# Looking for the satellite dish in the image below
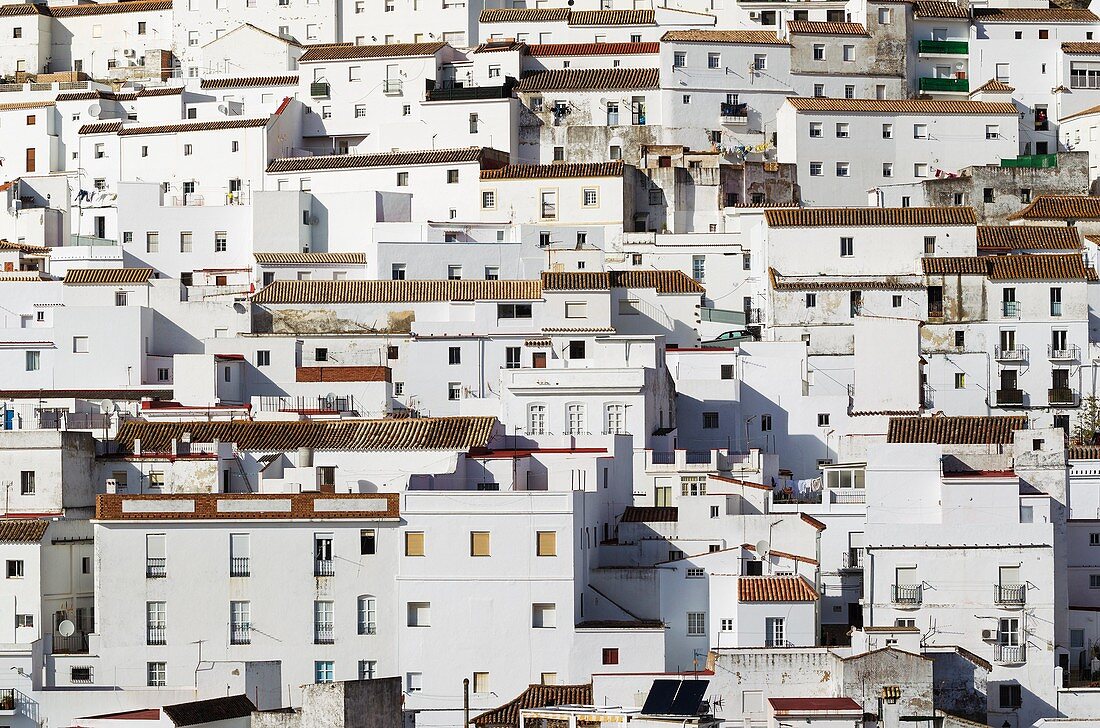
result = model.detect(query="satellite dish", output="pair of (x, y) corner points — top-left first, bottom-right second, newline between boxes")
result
(217, 104), (228, 115)
(57, 620), (75, 637)
(131, 83), (144, 92)
(99, 399), (115, 412)
(755, 539), (770, 560)
(87, 103), (102, 118)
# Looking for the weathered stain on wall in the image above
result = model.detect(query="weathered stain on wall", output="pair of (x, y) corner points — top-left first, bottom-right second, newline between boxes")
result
(256, 308), (415, 335)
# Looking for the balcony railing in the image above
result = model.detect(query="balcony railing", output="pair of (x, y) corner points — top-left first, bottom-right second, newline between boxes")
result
(315, 558), (334, 577)
(383, 79), (403, 95)
(699, 307), (748, 325)
(995, 345), (1027, 361)
(1049, 344), (1080, 361)
(892, 584), (922, 605)
(1001, 154), (1058, 169)
(918, 39), (968, 54)
(0, 688), (13, 711)
(52, 631), (89, 654)
(720, 102), (748, 124)
(650, 451), (676, 465)
(922, 384), (935, 409)
(1049, 387), (1078, 406)
(230, 624), (251, 645)
(146, 557), (166, 578)
(832, 489), (866, 504)
(315, 624), (335, 644)
(685, 450), (712, 464)
(994, 583), (1026, 605)
(919, 77), (969, 93)
(230, 557), (250, 577)
(1002, 301), (1020, 317)
(256, 395), (357, 414)
(995, 643), (1026, 664)
(425, 83), (512, 101)
(996, 389), (1024, 406)
(359, 621), (377, 635)
(927, 305), (944, 319)
(841, 549), (864, 570)
(147, 626), (166, 645)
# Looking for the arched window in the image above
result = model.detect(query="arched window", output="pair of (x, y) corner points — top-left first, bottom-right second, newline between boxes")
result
(357, 595), (377, 635)
(528, 403), (547, 435)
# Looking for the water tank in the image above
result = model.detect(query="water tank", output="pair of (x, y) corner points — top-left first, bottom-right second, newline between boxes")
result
(297, 447), (314, 468)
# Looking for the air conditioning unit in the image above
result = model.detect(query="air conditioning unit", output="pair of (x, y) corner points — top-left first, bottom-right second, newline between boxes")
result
(981, 629), (995, 640)
(123, 48), (136, 58)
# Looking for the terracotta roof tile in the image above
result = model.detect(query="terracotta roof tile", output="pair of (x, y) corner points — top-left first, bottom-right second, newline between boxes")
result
(49, 0), (171, 16)
(541, 270), (704, 293)
(787, 20), (868, 35)
(200, 75), (298, 89)
(921, 256), (994, 275)
(472, 40), (527, 53)
(977, 226), (1080, 250)
(0, 101), (54, 111)
(769, 698), (862, 714)
(661, 29), (788, 44)
(116, 117), (269, 136)
(481, 161), (624, 179)
(568, 9), (654, 24)
(0, 239), (51, 255)
(786, 97), (1018, 115)
(765, 207), (976, 227)
(887, 415), (1027, 444)
(64, 267), (153, 285)
(78, 121), (124, 134)
(473, 685), (592, 728)
(96, 492), (399, 521)
(974, 7), (1098, 22)
(0, 519), (48, 543)
(527, 42), (659, 56)
(251, 279), (542, 304)
(1070, 446), (1100, 459)
(913, 1), (969, 19)
(989, 253), (1092, 280)
(299, 42), (445, 62)
(163, 696), (256, 727)
(295, 365), (390, 383)
(738, 575), (818, 602)
(1007, 195), (1100, 220)
(0, 4), (47, 15)
(479, 7), (570, 22)
(254, 252), (365, 264)
(970, 78), (1015, 95)
(517, 67), (659, 91)
(621, 506), (678, 522)
(266, 147), (501, 173)
(115, 417), (497, 452)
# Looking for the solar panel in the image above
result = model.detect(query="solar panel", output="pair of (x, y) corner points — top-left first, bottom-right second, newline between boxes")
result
(641, 679), (680, 715)
(669, 680), (709, 716)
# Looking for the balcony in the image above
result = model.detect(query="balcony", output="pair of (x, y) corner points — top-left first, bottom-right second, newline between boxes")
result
(359, 621), (377, 635)
(995, 345), (1027, 362)
(994, 583), (1026, 605)
(919, 77), (969, 93)
(918, 39), (968, 55)
(892, 584), (922, 605)
(995, 643), (1026, 664)
(146, 557), (166, 578)
(831, 489), (866, 504)
(922, 384), (935, 409)
(0, 688), (13, 712)
(1049, 387), (1078, 406)
(52, 631), (89, 654)
(1001, 154), (1058, 169)
(1002, 301), (1020, 318)
(147, 626), (166, 645)
(1049, 344), (1080, 361)
(996, 389), (1024, 406)
(841, 549), (865, 570)
(383, 79), (403, 95)
(720, 102), (748, 124)
(230, 557), (250, 577)
(255, 395), (357, 415)
(310, 82), (330, 97)
(314, 624), (335, 644)
(927, 305), (944, 320)
(315, 558), (334, 577)
(230, 624), (251, 645)
(425, 82), (512, 102)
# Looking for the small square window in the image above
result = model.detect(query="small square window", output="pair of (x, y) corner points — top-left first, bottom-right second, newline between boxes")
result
(817, 413), (830, 427)
(602, 648), (619, 665)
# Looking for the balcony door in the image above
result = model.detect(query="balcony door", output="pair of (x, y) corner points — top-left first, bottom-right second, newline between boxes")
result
(1000, 369), (1018, 391)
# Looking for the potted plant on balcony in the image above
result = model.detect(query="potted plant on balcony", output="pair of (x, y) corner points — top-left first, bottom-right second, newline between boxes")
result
(0, 693), (13, 710)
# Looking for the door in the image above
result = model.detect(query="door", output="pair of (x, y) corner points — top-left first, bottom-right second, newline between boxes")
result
(932, 27), (948, 41)
(532, 352), (546, 368)
(606, 102), (619, 126)
(93, 216), (105, 239)
(1000, 369), (1018, 391)
(847, 603), (863, 629)
(25, 147), (35, 173)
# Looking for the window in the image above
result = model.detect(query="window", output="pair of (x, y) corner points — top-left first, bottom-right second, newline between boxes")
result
(1000, 685), (1022, 709)
(915, 163), (928, 178)
(1051, 287), (1062, 316)
(1091, 574), (1100, 589)
(813, 84), (825, 97)
(1091, 533), (1100, 546)
(766, 617), (785, 646)
(602, 648), (619, 665)
(954, 330), (965, 348)
(183, 144), (193, 156)
(315, 348), (328, 362)
(147, 662), (166, 687)
(405, 532), (425, 557)
(754, 54), (766, 70)
(673, 51), (686, 68)
(6, 560), (23, 578)
(406, 672), (423, 692)
(565, 302), (588, 319)
(146, 232), (159, 253)
(817, 413), (830, 427)
(878, 7), (892, 22)
(541, 191), (558, 219)
(686, 567), (705, 578)
(813, 44), (825, 60)
(687, 612), (706, 635)
(984, 188), (996, 204)
(583, 188), (598, 207)
(913, 124), (928, 139)
(882, 162), (893, 178)
(537, 531), (557, 556)
(836, 162), (850, 177)
(605, 404), (626, 435)
(446, 169), (459, 184)
(73, 336), (89, 354)
(761, 414), (773, 431)
(448, 382), (461, 401)
(12, 27), (20, 38)
(843, 45), (855, 61)
(147, 601), (166, 644)
(840, 237), (854, 257)
(996, 63), (1011, 83)
(25, 350), (39, 372)
(566, 403), (586, 434)
(568, 340), (586, 360)
(809, 162), (823, 177)
(19, 471), (34, 495)
(836, 123), (849, 139)
(533, 603), (556, 628)
(448, 346), (461, 365)
(314, 661), (334, 684)
(407, 601), (430, 627)
(391, 263), (406, 281)
(703, 412), (720, 429)
(470, 531), (491, 557)
(954, 373), (965, 389)
(528, 404), (547, 435)
(498, 303), (532, 320)
(358, 596), (377, 635)
(256, 350), (270, 367)
(882, 123), (893, 139)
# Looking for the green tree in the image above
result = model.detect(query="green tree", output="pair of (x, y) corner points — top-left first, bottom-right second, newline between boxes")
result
(1073, 395), (1100, 445)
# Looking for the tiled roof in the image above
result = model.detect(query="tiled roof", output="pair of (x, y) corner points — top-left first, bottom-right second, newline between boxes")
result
(254, 252), (366, 264)
(542, 270), (705, 294)
(251, 279), (542, 304)
(481, 161), (624, 179)
(49, 0), (171, 16)
(764, 207), (976, 227)
(63, 267), (153, 285)
(516, 68), (659, 91)
(770, 272), (925, 291)
(117, 118), (269, 136)
(569, 9), (654, 24)
(785, 97), (1018, 115)
(970, 78), (1015, 95)
(472, 40), (527, 53)
(887, 415), (1027, 444)
(661, 29), (788, 44)
(0, 519), (48, 543)
(787, 20), (869, 35)
(0, 388), (172, 400)
(738, 575), (818, 602)
(296, 365), (390, 383)
(1070, 446), (1100, 460)
(1007, 195), (1100, 220)
(913, 1), (969, 19)
(97, 492), (399, 521)
(479, 7), (570, 22)
(621, 506), (678, 522)
(473, 684), (593, 728)
(1062, 42), (1100, 54)
(266, 147), (498, 173)
(299, 41), (445, 62)
(921, 256), (993, 275)
(0, 101), (54, 111)
(0, 239), (51, 255)
(163, 695), (256, 727)
(57, 87), (182, 102)
(77, 121), (123, 134)
(989, 253), (1093, 280)
(200, 75), (298, 88)
(974, 7), (1098, 22)
(0, 3), (46, 15)
(115, 417), (497, 452)
(527, 42), (659, 56)
(126, 86), (183, 97)
(769, 698), (863, 714)
(977, 226), (1080, 250)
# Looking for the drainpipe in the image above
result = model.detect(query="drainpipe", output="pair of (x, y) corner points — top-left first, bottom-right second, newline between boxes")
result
(463, 677), (470, 727)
